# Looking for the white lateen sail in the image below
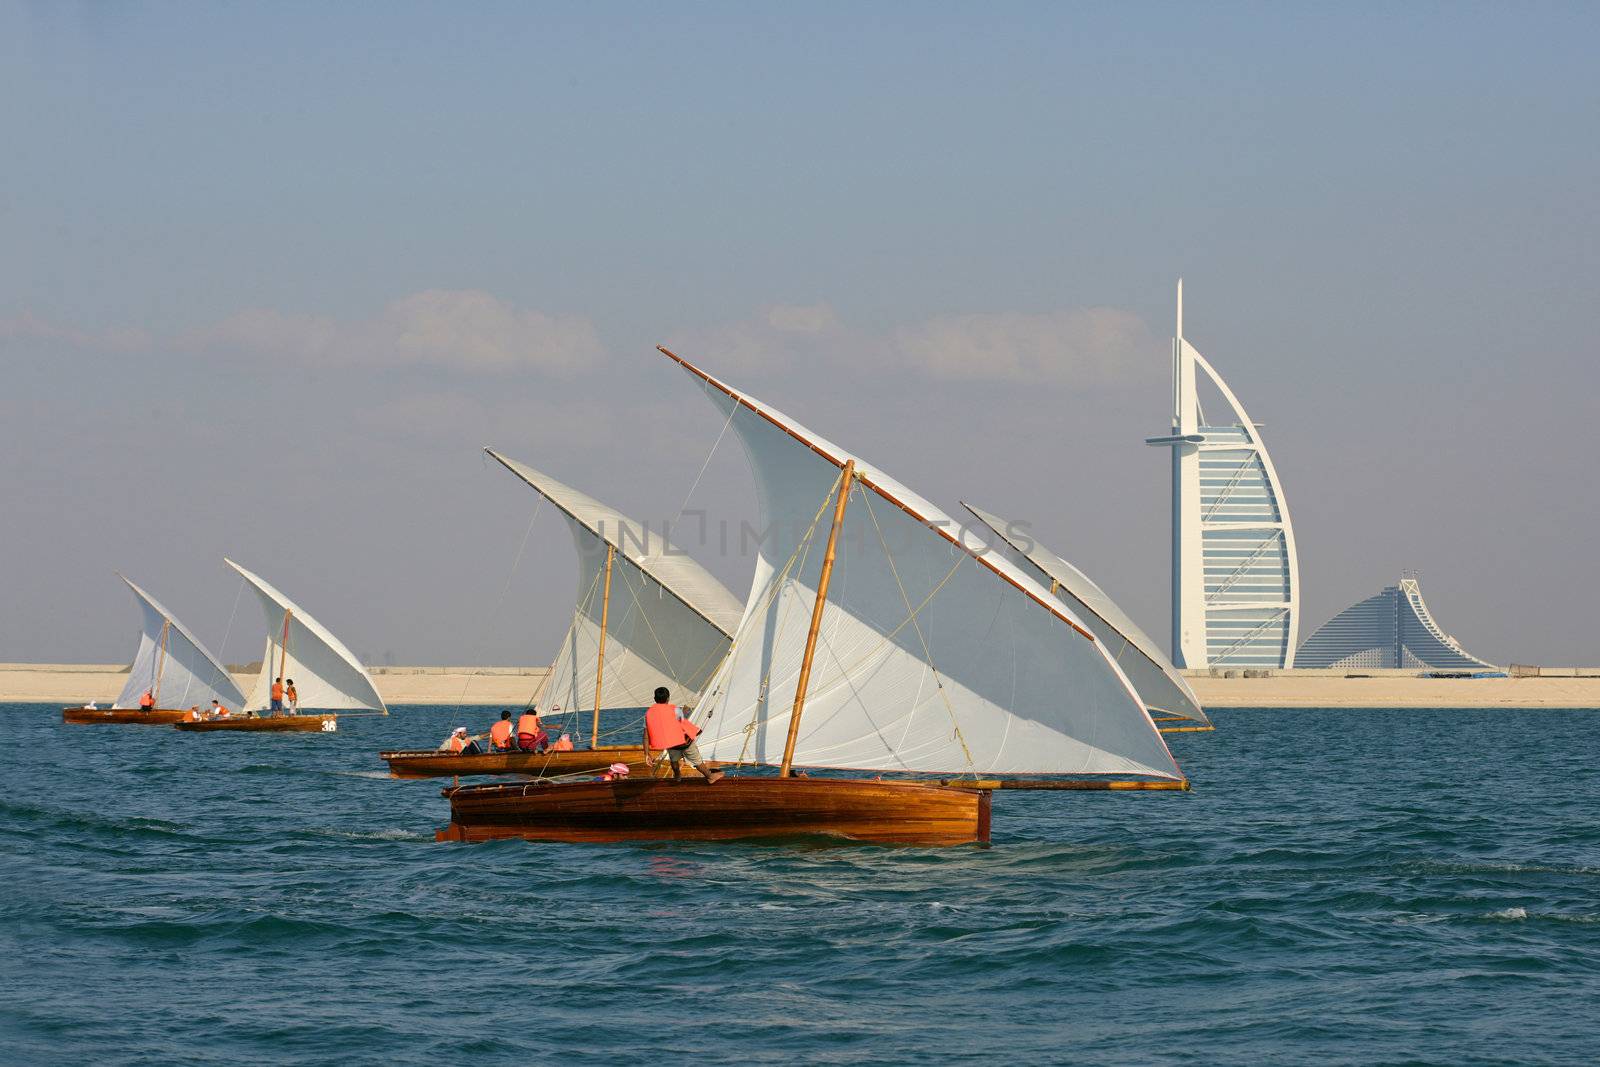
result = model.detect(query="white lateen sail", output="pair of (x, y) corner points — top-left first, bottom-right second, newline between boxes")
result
(664, 348), (1183, 780)
(224, 559), (387, 715)
(112, 575), (247, 711)
(486, 449), (743, 717)
(962, 504), (1209, 725)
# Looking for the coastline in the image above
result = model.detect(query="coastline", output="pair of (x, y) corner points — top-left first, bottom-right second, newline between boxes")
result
(7, 662), (1600, 709)
(5, 664), (549, 707)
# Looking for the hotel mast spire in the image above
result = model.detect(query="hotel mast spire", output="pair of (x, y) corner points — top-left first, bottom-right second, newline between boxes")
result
(1148, 281), (1299, 669)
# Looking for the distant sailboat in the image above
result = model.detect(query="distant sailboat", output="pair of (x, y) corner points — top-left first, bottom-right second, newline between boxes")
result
(63, 575), (247, 725)
(175, 560), (386, 733)
(437, 348), (1187, 845)
(962, 505), (1210, 730)
(381, 450), (743, 779)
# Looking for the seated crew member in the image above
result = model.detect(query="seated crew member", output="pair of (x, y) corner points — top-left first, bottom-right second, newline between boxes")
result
(516, 707), (548, 753)
(284, 680), (298, 716)
(270, 677), (284, 715)
(489, 710), (515, 752)
(187, 706), (201, 721)
(139, 689), (155, 713)
(440, 726), (480, 755)
(209, 699), (231, 719)
(551, 733), (574, 752)
(643, 687), (723, 783)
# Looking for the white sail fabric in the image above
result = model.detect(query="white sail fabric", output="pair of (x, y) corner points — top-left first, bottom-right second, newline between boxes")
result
(666, 351), (1182, 780)
(112, 576), (247, 710)
(962, 505), (1209, 725)
(224, 559), (387, 714)
(486, 450), (742, 716)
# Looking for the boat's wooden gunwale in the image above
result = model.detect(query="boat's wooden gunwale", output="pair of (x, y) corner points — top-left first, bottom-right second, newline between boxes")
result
(61, 707), (190, 725)
(438, 775), (987, 846)
(380, 746), (652, 780)
(173, 714), (337, 733)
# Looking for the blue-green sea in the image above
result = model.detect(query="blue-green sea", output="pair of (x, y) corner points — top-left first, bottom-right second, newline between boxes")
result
(4, 702), (1600, 1065)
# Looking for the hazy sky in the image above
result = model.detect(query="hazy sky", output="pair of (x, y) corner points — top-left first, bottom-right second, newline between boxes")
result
(3, 2), (1596, 670)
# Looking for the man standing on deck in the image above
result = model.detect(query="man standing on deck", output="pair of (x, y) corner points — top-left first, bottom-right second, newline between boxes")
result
(270, 677), (284, 715)
(138, 689), (155, 713)
(644, 687), (723, 782)
(284, 679), (298, 716)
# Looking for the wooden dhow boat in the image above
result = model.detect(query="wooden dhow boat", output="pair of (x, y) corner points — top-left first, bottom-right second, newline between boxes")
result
(175, 560), (386, 734)
(381, 449), (743, 779)
(382, 746), (650, 779)
(962, 504), (1212, 732)
(438, 349), (1189, 846)
(63, 575), (247, 725)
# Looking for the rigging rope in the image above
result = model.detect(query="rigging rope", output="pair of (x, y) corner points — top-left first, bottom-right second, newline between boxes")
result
(667, 391), (740, 532)
(457, 494), (545, 709)
(856, 488), (978, 775)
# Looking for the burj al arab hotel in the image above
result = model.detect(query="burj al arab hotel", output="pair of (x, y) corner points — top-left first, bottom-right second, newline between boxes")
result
(1146, 282), (1300, 669)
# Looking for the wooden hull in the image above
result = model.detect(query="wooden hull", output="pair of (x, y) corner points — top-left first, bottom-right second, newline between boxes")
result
(437, 776), (991, 846)
(174, 714), (337, 733)
(380, 746), (652, 780)
(61, 707), (190, 725)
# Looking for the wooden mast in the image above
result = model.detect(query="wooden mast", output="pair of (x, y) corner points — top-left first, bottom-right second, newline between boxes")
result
(277, 608), (292, 704)
(591, 544), (615, 748)
(152, 619), (170, 707)
(781, 461), (855, 778)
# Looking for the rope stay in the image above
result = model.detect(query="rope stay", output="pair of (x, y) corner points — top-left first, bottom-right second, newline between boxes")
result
(856, 487), (978, 776)
(457, 494), (546, 708)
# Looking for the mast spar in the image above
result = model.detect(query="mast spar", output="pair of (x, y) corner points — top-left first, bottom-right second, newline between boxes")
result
(591, 544), (615, 748)
(780, 461), (855, 778)
(278, 609), (293, 698)
(152, 619), (170, 706)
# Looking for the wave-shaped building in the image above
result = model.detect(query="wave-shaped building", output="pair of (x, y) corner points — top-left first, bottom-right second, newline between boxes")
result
(1146, 282), (1300, 669)
(1297, 576), (1497, 670)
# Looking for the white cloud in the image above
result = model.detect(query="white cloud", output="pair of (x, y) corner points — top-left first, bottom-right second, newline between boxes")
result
(186, 290), (604, 374)
(0, 311), (152, 353)
(666, 302), (851, 374)
(667, 303), (1157, 387)
(891, 307), (1156, 386)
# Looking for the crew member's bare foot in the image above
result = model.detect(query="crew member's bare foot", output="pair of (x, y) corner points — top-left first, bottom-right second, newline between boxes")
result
(704, 770), (725, 784)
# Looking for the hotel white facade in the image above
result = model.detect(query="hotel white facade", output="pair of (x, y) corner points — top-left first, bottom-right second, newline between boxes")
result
(1147, 282), (1300, 669)
(1297, 576), (1497, 671)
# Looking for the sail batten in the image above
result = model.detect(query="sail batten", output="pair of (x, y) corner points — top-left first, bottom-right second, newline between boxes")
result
(485, 450), (743, 716)
(661, 346), (1182, 781)
(223, 559), (387, 715)
(112, 576), (246, 711)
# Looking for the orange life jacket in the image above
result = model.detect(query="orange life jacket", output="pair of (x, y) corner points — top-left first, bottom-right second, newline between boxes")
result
(213, 704), (230, 717)
(447, 733), (469, 754)
(552, 736), (574, 751)
(139, 691), (155, 709)
(645, 703), (690, 750)
(271, 681), (284, 701)
(490, 720), (513, 747)
(285, 686), (297, 703)
(516, 713), (541, 736)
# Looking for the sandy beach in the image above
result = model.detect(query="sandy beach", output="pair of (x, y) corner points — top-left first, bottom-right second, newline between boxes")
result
(5, 664), (549, 707)
(7, 662), (1599, 709)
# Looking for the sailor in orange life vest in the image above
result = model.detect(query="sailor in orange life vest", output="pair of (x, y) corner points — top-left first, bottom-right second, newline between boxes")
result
(209, 699), (231, 719)
(270, 677), (284, 714)
(440, 726), (481, 755)
(488, 710), (515, 752)
(643, 687), (723, 782)
(284, 679), (298, 716)
(515, 707), (549, 753)
(139, 689), (155, 712)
